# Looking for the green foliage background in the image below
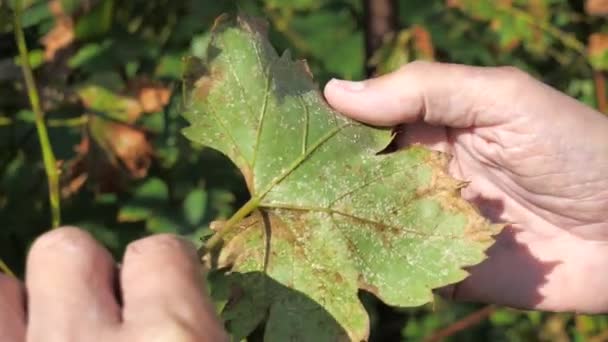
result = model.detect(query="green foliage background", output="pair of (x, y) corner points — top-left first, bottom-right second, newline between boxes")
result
(1, 0), (607, 340)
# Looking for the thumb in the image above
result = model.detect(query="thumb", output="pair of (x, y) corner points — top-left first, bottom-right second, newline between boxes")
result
(324, 61), (523, 127)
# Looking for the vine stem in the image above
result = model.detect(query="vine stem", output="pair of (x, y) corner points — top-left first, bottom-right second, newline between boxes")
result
(425, 305), (495, 342)
(13, 0), (61, 228)
(0, 258), (16, 277)
(200, 197), (260, 256)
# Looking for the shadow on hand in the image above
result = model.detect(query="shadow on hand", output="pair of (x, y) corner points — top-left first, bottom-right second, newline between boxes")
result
(456, 196), (561, 309)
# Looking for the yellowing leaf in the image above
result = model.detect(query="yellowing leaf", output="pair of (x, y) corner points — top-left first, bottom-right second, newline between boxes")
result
(77, 85), (142, 123)
(183, 16), (498, 341)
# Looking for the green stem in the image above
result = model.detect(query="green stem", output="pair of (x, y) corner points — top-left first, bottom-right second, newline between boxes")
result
(0, 116), (89, 127)
(0, 258), (16, 277)
(13, 0), (61, 228)
(200, 197), (260, 256)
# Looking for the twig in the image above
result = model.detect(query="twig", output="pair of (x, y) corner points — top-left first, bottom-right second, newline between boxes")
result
(13, 0), (61, 228)
(424, 305), (496, 342)
(0, 258), (16, 277)
(593, 71), (607, 114)
(363, 0), (398, 76)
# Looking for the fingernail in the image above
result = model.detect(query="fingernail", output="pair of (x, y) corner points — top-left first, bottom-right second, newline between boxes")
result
(328, 78), (366, 92)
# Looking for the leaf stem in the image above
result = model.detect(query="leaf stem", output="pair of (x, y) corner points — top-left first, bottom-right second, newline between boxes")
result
(200, 197), (260, 256)
(424, 305), (496, 342)
(13, 0), (61, 228)
(0, 258), (16, 278)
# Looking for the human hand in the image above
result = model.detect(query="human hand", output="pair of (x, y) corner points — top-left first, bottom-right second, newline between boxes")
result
(324, 61), (608, 313)
(0, 227), (226, 342)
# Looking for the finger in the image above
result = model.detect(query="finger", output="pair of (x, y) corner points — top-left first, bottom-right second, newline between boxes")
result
(395, 122), (451, 153)
(120, 235), (226, 341)
(324, 61), (526, 127)
(26, 227), (120, 340)
(0, 274), (25, 342)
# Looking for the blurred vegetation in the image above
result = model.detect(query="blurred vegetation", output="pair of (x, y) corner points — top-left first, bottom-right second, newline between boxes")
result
(1, 0), (607, 341)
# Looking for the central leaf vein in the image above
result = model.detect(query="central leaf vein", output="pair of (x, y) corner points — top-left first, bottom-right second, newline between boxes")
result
(256, 122), (354, 199)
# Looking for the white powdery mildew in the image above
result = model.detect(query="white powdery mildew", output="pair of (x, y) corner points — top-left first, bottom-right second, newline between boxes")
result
(186, 20), (494, 341)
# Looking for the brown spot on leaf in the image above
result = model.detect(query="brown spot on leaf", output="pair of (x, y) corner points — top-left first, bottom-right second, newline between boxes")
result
(238, 15), (270, 36)
(194, 76), (214, 101)
(212, 13), (232, 32)
(296, 60), (314, 79)
(193, 67), (224, 102)
(357, 275), (379, 295)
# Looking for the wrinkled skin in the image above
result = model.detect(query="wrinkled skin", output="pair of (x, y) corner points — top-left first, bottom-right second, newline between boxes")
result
(324, 61), (608, 313)
(0, 228), (227, 342)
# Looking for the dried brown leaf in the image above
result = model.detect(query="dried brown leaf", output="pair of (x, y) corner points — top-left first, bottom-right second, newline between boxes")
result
(589, 33), (608, 58)
(586, 0), (608, 15)
(41, 0), (74, 61)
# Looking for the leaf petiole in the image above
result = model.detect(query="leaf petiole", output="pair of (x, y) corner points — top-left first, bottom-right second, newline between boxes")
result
(200, 196), (260, 257)
(0, 258), (16, 278)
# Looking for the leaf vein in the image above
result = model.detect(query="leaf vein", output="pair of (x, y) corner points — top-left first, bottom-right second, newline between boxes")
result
(264, 204), (460, 240)
(251, 66), (272, 174)
(256, 123), (354, 199)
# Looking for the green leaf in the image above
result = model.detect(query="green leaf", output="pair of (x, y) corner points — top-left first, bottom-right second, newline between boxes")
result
(76, 85), (140, 123)
(13, 49), (44, 69)
(20, 0), (51, 28)
(264, 0), (327, 11)
(182, 16), (498, 341)
(74, 0), (113, 39)
(118, 178), (169, 222)
(183, 188), (207, 226)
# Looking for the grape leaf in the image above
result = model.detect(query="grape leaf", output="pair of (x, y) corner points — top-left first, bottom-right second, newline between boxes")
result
(182, 16), (499, 341)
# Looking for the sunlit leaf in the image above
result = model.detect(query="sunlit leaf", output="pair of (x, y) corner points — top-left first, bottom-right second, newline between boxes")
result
(183, 16), (498, 341)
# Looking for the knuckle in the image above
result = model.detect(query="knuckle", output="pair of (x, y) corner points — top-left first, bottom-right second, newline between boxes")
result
(486, 65), (534, 99)
(29, 227), (94, 254)
(126, 234), (193, 256)
(398, 60), (433, 73)
(491, 65), (530, 82)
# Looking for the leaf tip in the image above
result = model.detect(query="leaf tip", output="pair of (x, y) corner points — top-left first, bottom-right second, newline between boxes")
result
(236, 14), (270, 37)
